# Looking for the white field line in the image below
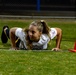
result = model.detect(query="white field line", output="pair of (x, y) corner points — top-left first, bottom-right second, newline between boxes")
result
(0, 15), (75, 19)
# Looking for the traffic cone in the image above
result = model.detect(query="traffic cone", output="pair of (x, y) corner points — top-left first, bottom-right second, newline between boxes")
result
(69, 41), (76, 52)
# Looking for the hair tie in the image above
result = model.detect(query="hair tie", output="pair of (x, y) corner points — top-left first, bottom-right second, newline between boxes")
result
(41, 20), (44, 22)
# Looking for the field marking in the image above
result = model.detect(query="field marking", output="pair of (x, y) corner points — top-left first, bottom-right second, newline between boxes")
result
(0, 15), (75, 19)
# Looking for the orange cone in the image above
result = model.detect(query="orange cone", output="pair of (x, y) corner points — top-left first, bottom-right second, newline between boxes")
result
(69, 41), (76, 52)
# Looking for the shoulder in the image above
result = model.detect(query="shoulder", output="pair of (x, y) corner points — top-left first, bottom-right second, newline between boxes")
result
(49, 28), (57, 39)
(51, 28), (62, 31)
(15, 28), (25, 37)
(54, 28), (62, 33)
(51, 28), (62, 35)
(50, 28), (57, 34)
(16, 28), (23, 32)
(15, 28), (24, 33)
(50, 28), (57, 31)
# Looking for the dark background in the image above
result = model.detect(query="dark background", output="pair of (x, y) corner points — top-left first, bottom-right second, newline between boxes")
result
(0, 0), (75, 16)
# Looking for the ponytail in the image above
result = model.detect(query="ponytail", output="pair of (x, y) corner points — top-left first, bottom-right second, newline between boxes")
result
(40, 20), (50, 37)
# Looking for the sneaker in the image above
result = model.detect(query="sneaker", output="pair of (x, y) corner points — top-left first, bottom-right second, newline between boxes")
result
(1, 25), (9, 43)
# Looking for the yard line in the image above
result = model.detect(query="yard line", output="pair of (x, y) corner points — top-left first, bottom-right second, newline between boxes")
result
(0, 15), (75, 19)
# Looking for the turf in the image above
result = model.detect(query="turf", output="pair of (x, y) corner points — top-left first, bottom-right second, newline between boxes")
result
(0, 18), (76, 75)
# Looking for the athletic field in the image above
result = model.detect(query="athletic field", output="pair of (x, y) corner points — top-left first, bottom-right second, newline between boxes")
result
(0, 18), (76, 75)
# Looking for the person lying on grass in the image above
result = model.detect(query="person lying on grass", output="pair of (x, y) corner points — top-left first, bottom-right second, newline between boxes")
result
(1, 20), (62, 51)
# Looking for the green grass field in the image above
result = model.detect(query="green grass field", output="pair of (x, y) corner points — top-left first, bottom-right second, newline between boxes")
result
(0, 18), (76, 75)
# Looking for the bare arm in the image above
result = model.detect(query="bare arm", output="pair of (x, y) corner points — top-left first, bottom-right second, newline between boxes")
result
(52, 28), (62, 51)
(9, 27), (18, 50)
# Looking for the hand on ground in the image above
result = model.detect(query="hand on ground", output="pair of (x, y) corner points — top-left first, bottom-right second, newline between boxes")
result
(52, 48), (61, 51)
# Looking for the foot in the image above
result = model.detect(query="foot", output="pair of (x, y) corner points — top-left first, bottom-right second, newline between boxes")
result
(1, 25), (9, 43)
